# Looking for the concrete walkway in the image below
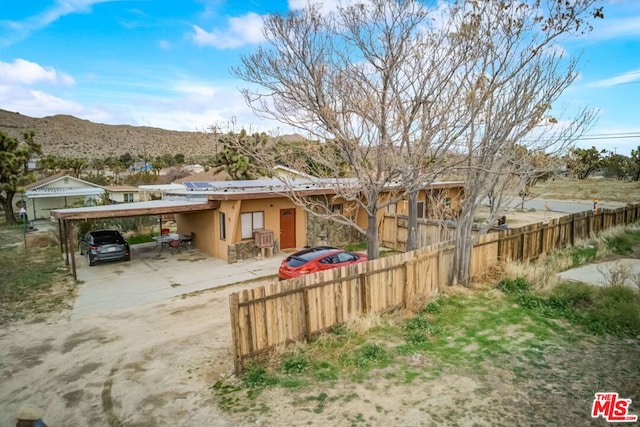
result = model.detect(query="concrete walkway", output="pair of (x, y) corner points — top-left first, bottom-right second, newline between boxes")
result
(557, 258), (640, 289)
(72, 242), (287, 318)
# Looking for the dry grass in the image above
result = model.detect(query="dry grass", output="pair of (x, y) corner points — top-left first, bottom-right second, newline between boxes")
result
(531, 176), (640, 203)
(499, 223), (640, 290)
(343, 312), (387, 336)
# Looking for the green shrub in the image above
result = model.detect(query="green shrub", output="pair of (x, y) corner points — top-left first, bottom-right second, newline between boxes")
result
(497, 277), (531, 294)
(422, 299), (442, 314)
(280, 354), (309, 374)
(515, 293), (546, 310)
(314, 362), (338, 381)
(403, 315), (430, 332)
(242, 365), (278, 388)
(586, 286), (640, 337)
(405, 331), (429, 345)
(570, 246), (598, 267)
(549, 282), (594, 308)
(344, 241), (367, 252)
(355, 343), (388, 367)
(127, 233), (155, 245)
(605, 235), (635, 255)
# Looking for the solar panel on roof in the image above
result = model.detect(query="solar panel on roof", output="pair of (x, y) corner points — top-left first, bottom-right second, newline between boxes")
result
(183, 182), (196, 189)
(193, 181), (213, 189)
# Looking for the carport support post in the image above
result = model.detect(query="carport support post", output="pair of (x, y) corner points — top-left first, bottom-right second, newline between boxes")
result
(68, 220), (77, 280)
(57, 218), (64, 255)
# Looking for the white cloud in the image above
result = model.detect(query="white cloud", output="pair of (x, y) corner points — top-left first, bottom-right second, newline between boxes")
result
(288, 0), (366, 15)
(589, 70), (640, 88)
(0, 58), (75, 86)
(0, 85), (86, 117)
(589, 16), (640, 41)
(191, 13), (264, 49)
(0, 0), (114, 46)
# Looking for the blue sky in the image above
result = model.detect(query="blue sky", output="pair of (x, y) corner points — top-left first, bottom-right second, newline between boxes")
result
(1, 0), (639, 155)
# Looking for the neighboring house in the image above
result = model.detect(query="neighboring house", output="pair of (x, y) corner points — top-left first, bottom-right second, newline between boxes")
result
(271, 165), (315, 180)
(167, 178), (465, 263)
(19, 174), (105, 220)
(390, 181), (465, 220)
(104, 185), (141, 204)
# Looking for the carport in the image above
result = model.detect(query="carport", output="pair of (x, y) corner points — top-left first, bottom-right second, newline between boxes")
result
(50, 198), (218, 280)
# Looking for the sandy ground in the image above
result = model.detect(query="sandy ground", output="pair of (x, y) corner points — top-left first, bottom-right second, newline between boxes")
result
(0, 208), (632, 426)
(0, 281), (259, 426)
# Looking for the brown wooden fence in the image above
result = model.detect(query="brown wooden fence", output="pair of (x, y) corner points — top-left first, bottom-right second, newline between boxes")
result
(229, 204), (640, 373)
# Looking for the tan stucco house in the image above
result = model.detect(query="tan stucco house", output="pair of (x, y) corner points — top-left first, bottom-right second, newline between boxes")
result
(166, 178), (465, 263)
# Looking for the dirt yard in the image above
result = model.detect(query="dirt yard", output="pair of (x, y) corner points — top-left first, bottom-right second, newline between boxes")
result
(0, 207), (637, 426)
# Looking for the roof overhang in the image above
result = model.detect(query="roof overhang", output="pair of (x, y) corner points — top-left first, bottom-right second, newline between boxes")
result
(50, 198), (218, 220)
(27, 188), (105, 199)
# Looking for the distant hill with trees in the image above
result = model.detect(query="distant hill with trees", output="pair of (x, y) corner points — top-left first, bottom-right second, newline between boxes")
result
(0, 109), (305, 163)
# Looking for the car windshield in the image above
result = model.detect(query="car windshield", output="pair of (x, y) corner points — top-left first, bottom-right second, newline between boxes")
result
(92, 231), (124, 245)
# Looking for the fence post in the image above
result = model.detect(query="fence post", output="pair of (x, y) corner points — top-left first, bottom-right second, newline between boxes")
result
(359, 273), (368, 314)
(403, 260), (414, 308)
(229, 293), (242, 375)
(303, 287), (311, 340)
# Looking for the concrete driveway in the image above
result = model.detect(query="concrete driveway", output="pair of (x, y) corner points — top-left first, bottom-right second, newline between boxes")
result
(72, 242), (287, 318)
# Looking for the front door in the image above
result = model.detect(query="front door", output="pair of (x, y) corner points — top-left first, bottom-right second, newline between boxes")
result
(279, 208), (296, 249)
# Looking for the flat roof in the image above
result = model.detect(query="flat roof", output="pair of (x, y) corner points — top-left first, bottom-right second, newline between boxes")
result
(170, 179), (464, 198)
(50, 197), (216, 220)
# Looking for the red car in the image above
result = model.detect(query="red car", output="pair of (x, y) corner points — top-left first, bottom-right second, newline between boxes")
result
(278, 246), (367, 280)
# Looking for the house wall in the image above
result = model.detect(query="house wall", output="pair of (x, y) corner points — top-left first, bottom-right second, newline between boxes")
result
(183, 197), (307, 263)
(235, 197), (306, 255)
(109, 191), (140, 203)
(175, 210), (217, 257)
(395, 187), (465, 219)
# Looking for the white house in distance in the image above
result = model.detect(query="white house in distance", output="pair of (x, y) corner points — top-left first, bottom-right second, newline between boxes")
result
(103, 185), (141, 204)
(20, 174), (105, 220)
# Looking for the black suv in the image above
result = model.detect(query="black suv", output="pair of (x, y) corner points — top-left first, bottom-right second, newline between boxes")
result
(79, 230), (131, 266)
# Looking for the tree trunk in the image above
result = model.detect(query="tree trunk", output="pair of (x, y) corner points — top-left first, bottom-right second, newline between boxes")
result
(0, 192), (17, 225)
(366, 213), (379, 260)
(451, 210), (474, 286)
(406, 190), (418, 252)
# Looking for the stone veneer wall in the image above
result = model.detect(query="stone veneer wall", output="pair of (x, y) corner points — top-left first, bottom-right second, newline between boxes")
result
(306, 215), (359, 248)
(227, 241), (258, 263)
(227, 240), (279, 263)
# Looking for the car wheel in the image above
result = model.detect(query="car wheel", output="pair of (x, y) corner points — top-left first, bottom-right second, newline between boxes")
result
(87, 252), (95, 267)
(124, 256), (131, 262)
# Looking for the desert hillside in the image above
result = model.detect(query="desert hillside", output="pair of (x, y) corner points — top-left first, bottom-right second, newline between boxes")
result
(1, 109), (243, 161)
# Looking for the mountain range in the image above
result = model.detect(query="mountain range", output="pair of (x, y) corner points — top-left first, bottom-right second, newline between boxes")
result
(0, 109), (301, 161)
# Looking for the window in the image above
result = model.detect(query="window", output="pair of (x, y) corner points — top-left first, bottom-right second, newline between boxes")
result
(330, 203), (343, 214)
(443, 198), (452, 209)
(124, 193), (134, 202)
(387, 203), (397, 214)
(417, 201), (425, 219)
(219, 212), (226, 240)
(336, 252), (356, 263)
(241, 211), (264, 239)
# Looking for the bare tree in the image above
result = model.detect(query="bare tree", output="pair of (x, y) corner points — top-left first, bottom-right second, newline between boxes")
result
(231, 0), (600, 276)
(233, 0), (442, 259)
(445, 0), (600, 285)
